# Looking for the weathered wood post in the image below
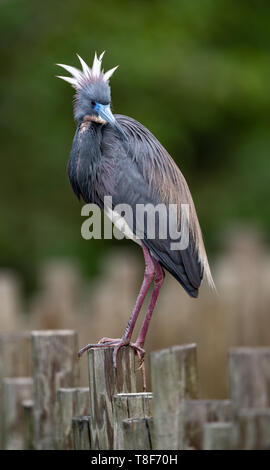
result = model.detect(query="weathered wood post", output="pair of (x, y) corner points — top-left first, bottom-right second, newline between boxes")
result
(56, 387), (90, 449)
(72, 416), (91, 450)
(31, 330), (79, 449)
(113, 392), (152, 449)
(122, 417), (153, 450)
(183, 399), (232, 449)
(0, 332), (32, 448)
(88, 346), (137, 450)
(22, 399), (34, 450)
(237, 409), (270, 450)
(76, 387), (90, 413)
(229, 347), (270, 412)
(2, 377), (33, 449)
(202, 423), (236, 450)
(0, 332), (32, 379)
(151, 344), (198, 450)
(0, 272), (22, 330)
(202, 422), (237, 450)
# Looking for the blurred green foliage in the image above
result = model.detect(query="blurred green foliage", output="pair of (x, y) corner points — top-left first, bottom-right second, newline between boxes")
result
(0, 0), (269, 290)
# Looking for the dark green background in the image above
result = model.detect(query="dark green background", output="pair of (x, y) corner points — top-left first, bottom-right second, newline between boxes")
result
(1, 0), (269, 291)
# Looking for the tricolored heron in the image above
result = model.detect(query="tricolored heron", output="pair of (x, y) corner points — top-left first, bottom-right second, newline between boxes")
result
(57, 52), (215, 385)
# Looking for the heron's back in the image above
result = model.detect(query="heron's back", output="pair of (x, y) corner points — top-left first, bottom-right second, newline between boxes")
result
(102, 114), (215, 297)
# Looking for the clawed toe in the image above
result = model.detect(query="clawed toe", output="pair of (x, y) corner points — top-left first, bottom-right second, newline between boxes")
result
(78, 337), (147, 390)
(130, 343), (145, 357)
(98, 337), (121, 344)
(78, 337), (129, 360)
(78, 339), (118, 357)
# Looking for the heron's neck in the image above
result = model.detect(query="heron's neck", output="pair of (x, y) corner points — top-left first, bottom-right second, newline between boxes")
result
(69, 121), (104, 204)
(78, 120), (102, 159)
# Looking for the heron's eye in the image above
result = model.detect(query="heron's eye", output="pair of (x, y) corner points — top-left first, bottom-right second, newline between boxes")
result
(91, 100), (96, 107)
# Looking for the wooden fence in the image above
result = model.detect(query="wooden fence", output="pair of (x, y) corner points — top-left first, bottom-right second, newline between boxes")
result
(0, 330), (270, 450)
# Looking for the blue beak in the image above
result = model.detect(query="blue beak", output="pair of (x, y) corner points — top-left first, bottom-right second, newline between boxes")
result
(95, 103), (115, 126)
(95, 103), (127, 141)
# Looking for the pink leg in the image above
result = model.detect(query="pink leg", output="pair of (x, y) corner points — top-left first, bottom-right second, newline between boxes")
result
(133, 259), (165, 349)
(131, 259), (165, 390)
(122, 244), (155, 341)
(78, 244), (155, 365)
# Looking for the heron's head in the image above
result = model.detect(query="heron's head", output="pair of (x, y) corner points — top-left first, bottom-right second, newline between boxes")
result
(57, 52), (118, 127)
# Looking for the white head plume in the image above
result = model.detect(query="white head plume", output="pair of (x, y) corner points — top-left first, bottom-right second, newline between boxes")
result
(56, 51), (118, 89)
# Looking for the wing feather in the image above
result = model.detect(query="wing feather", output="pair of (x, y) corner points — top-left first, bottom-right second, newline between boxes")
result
(102, 114), (214, 296)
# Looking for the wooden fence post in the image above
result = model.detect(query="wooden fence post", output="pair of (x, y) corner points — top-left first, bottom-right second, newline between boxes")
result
(151, 344), (198, 450)
(113, 392), (152, 449)
(0, 332), (32, 379)
(22, 399), (34, 450)
(88, 345), (137, 450)
(31, 330), (79, 449)
(229, 347), (270, 413)
(76, 387), (90, 413)
(202, 422), (237, 450)
(0, 332), (32, 448)
(2, 377), (33, 449)
(122, 417), (153, 450)
(237, 408), (270, 450)
(183, 399), (232, 449)
(56, 387), (90, 449)
(72, 416), (91, 450)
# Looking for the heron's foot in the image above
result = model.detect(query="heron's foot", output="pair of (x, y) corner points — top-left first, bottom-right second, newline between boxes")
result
(130, 342), (145, 361)
(78, 337), (147, 389)
(78, 337), (145, 366)
(131, 342), (146, 391)
(78, 337), (124, 359)
(98, 337), (122, 344)
(110, 340), (146, 390)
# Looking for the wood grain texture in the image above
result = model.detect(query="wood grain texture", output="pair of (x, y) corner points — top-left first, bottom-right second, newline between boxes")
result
(113, 392), (152, 449)
(229, 347), (270, 412)
(122, 417), (153, 450)
(31, 330), (79, 449)
(88, 346), (137, 450)
(0, 332), (32, 379)
(22, 399), (34, 450)
(56, 387), (90, 449)
(151, 344), (198, 450)
(2, 377), (33, 449)
(72, 415), (91, 450)
(202, 422), (237, 450)
(237, 408), (270, 450)
(0, 332), (32, 448)
(183, 399), (232, 449)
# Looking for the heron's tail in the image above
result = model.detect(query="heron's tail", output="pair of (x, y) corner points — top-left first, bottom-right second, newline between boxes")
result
(195, 219), (216, 292)
(202, 256), (216, 291)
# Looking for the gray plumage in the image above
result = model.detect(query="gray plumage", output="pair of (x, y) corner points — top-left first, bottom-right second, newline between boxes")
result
(58, 52), (215, 300)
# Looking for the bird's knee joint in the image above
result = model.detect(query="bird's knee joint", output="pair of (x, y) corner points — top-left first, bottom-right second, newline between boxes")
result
(155, 277), (164, 288)
(155, 270), (165, 287)
(144, 266), (155, 279)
